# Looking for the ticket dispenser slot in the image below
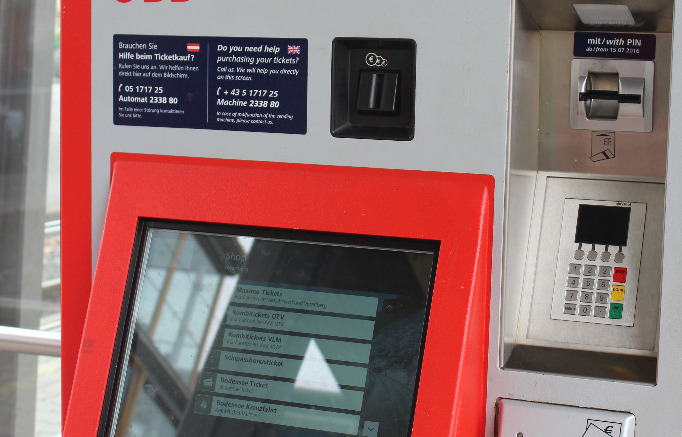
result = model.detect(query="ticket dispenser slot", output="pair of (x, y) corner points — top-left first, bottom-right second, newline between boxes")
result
(501, 0), (672, 383)
(496, 399), (636, 437)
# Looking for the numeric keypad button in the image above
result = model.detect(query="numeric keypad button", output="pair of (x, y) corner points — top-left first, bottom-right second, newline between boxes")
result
(565, 290), (579, 302)
(568, 263), (582, 275)
(597, 279), (610, 291)
(598, 266), (612, 277)
(594, 306), (607, 318)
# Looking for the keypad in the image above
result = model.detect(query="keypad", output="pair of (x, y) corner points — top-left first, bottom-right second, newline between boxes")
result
(562, 254), (627, 321)
(552, 198), (646, 327)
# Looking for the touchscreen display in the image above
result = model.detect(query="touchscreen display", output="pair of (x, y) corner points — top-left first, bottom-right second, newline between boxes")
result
(103, 221), (438, 437)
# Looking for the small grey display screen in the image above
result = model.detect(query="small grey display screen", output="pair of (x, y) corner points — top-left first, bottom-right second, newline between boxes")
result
(101, 221), (438, 437)
(575, 204), (631, 246)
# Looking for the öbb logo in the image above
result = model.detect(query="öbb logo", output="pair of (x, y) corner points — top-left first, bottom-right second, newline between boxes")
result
(117, 0), (188, 3)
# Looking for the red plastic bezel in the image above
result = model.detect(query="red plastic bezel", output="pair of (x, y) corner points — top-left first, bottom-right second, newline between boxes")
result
(64, 153), (493, 436)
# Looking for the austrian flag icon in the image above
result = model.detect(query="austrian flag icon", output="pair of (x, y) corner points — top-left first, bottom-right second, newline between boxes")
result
(187, 43), (200, 52)
(288, 45), (301, 55)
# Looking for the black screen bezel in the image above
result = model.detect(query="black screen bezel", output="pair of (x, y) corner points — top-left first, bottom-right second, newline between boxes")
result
(574, 204), (632, 246)
(97, 218), (440, 437)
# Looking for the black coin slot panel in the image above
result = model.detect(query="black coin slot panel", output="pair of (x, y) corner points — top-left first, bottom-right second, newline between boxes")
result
(331, 38), (416, 141)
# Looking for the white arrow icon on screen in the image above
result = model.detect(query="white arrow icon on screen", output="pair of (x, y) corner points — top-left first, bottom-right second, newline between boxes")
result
(294, 339), (341, 393)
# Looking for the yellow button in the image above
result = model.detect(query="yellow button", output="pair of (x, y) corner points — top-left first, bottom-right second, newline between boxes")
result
(611, 285), (625, 301)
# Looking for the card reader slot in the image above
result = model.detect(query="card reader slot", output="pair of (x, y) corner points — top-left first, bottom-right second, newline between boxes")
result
(578, 91), (642, 105)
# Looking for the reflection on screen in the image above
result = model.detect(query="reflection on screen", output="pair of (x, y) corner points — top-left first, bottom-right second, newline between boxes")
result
(106, 223), (438, 437)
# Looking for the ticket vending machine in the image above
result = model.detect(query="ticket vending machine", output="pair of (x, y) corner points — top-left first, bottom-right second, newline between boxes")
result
(61, 0), (682, 436)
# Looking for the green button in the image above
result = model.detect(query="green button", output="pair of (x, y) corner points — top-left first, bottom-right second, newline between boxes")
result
(609, 303), (623, 319)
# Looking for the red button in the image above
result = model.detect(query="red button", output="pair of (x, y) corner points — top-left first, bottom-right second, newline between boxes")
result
(613, 267), (627, 283)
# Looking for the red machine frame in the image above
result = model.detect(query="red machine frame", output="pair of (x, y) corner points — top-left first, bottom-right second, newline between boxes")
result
(61, 0), (92, 420)
(63, 153), (493, 436)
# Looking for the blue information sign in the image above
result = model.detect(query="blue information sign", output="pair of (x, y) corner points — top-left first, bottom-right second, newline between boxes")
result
(114, 35), (308, 134)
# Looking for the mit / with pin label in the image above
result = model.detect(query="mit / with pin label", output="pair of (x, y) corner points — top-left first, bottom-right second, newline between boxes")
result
(574, 32), (656, 61)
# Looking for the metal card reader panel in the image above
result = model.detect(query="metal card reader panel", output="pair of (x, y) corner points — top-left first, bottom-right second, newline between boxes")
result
(570, 59), (654, 132)
(497, 399), (635, 437)
(578, 72), (644, 120)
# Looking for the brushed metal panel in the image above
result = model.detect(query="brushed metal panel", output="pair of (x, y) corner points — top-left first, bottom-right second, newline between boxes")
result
(522, 176), (663, 353)
(497, 398), (635, 437)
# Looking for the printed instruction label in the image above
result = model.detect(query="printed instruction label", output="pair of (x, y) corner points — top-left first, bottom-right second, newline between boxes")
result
(574, 32), (656, 60)
(114, 34), (308, 134)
